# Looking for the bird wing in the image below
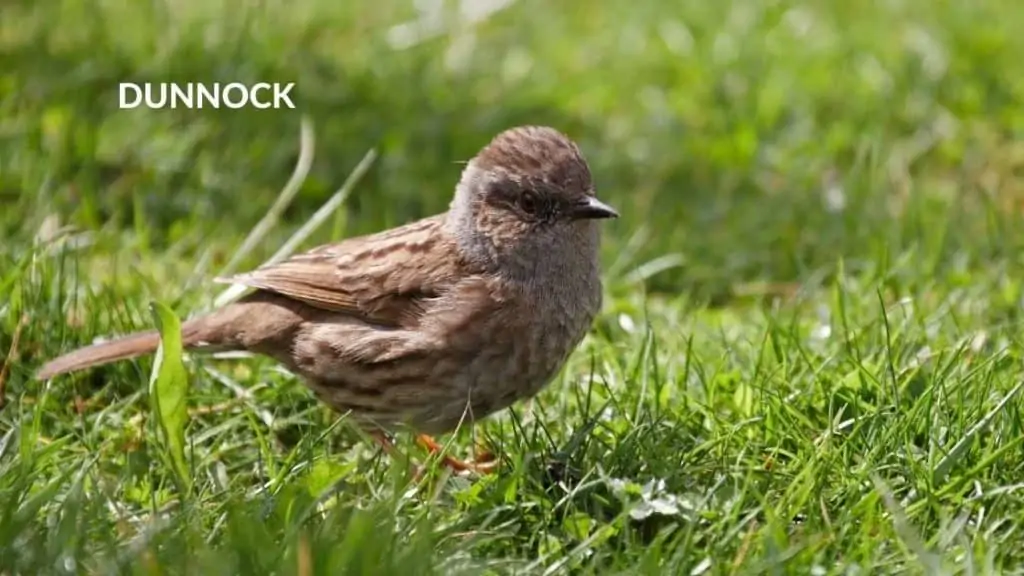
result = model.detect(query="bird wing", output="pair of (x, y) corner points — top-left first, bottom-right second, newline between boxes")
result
(215, 215), (459, 328)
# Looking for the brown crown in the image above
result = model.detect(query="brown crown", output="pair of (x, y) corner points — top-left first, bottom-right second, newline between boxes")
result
(473, 126), (593, 194)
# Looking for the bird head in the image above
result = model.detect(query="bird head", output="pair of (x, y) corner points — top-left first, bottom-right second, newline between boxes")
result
(448, 126), (618, 275)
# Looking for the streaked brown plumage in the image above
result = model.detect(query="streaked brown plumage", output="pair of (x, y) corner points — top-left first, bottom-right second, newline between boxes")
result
(36, 125), (618, 472)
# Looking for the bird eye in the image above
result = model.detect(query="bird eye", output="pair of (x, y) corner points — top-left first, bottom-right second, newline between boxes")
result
(519, 191), (539, 215)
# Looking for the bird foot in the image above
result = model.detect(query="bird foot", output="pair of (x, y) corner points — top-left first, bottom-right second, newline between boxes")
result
(415, 434), (499, 474)
(371, 432), (498, 476)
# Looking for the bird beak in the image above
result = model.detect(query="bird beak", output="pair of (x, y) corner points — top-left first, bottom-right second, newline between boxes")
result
(570, 196), (619, 220)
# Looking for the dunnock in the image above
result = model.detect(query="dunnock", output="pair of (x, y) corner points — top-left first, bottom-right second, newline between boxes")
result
(36, 125), (618, 473)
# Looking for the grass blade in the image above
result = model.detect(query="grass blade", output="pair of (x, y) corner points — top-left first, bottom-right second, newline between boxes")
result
(212, 148), (377, 309)
(932, 379), (1024, 485)
(148, 301), (192, 493)
(217, 116), (316, 278)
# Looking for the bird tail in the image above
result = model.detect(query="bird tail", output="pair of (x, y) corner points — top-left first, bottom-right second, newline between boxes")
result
(35, 293), (303, 381)
(36, 322), (209, 380)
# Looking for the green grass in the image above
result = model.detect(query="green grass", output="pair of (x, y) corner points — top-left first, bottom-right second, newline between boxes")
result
(4, 0), (1024, 572)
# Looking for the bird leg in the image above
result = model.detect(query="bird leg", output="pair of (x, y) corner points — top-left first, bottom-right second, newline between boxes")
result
(370, 432), (498, 474)
(415, 434), (498, 474)
(371, 431), (402, 460)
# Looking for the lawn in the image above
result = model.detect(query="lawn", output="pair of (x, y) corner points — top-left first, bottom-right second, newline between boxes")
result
(3, 0), (1024, 573)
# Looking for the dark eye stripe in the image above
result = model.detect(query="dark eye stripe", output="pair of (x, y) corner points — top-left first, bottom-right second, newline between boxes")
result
(489, 180), (520, 204)
(486, 180), (562, 221)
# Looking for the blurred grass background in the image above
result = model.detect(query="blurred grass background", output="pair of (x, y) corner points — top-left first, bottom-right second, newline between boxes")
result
(6, 0), (1024, 299)
(4, 0), (1024, 573)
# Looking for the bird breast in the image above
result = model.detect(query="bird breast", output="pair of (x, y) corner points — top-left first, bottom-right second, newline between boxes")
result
(447, 260), (602, 425)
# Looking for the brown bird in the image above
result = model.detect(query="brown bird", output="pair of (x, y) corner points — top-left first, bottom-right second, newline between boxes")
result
(36, 125), (618, 473)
